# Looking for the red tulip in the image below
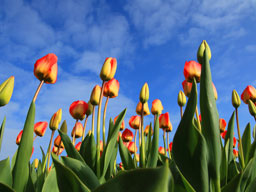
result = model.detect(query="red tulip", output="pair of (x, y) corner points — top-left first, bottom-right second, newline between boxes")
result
(16, 130), (23, 145)
(75, 142), (82, 151)
(69, 100), (88, 120)
(158, 146), (165, 155)
(221, 130), (227, 139)
(182, 80), (192, 97)
(219, 119), (226, 133)
(129, 115), (141, 130)
(71, 122), (83, 138)
(103, 78), (120, 98)
(114, 115), (125, 131)
(183, 60), (201, 83)
(233, 137), (237, 148)
(241, 85), (256, 104)
(122, 128), (133, 142)
(54, 135), (64, 148)
(127, 141), (137, 154)
(34, 53), (58, 84)
(169, 142), (173, 152)
(159, 112), (172, 131)
(34, 121), (48, 137)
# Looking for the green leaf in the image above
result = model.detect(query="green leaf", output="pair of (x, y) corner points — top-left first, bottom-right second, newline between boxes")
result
(240, 156), (256, 191)
(105, 142), (118, 180)
(0, 157), (12, 187)
(146, 122), (153, 158)
(146, 114), (159, 168)
(221, 173), (242, 192)
(61, 156), (99, 190)
(93, 163), (172, 192)
(245, 176), (256, 192)
(11, 150), (17, 172)
(0, 182), (15, 192)
(220, 139), (229, 186)
(0, 116), (6, 152)
(200, 50), (221, 187)
(172, 79), (208, 192)
(106, 118), (114, 144)
(100, 109), (126, 179)
(118, 135), (135, 170)
(242, 123), (251, 165)
(58, 130), (85, 163)
(42, 168), (59, 192)
(12, 102), (35, 192)
(51, 153), (90, 192)
(224, 112), (235, 164)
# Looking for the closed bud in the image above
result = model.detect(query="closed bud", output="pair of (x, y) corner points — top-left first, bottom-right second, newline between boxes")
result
(60, 120), (67, 134)
(0, 76), (14, 107)
(16, 130), (23, 145)
(90, 85), (101, 105)
(140, 83), (149, 103)
(114, 115), (125, 131)
(159, 112), (172, 131)
(34, 158), (39, 169)
(136, 102), (150, 116)
(248, 100), (256, 117)
(151, 99), (163, 115)
(100, 57), (117, 81)
(241, 85), (256, 104)
(54, 135), (64, 148)
(103, 78), (120, 98)
(34, 121), (48, 137)
(232, 90), (241, 108)
(219, 118), (227, 133)
(197, 40), (211, 64)
(182, 80), (192, 97)
(183, 61), (201, 83)
(71, 122), (83, 138)
(86, 101), (93, 116)
(49, 108), (62, 131)
(129, 115), (141, 130)
(122, 128), (133, 142)
(69, 100), (88, 120)
(75, 142), (82, 152)
(144, 125), (153, 136)
(178, 90), (186, 107)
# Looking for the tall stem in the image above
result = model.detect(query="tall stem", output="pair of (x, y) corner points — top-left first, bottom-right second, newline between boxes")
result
(180, 106), (183, 119)
(167, 132), (171, 158)
(195, 106), (201, 132)
(140, 103), (145, 168)
(96, 81), (105, 178)
(72, 120), (78, 145)
(46, 130), (55, 172)
(82, 115), (88, 141)
(163, 129), (167, 156)
(92, 106), (95, 135)
(33, 135), (37, 142)
(102, 96), (109, 148)
(134, 129), (138, 167)
(235, 108), (245, 169)
(33, 80), (44, 103)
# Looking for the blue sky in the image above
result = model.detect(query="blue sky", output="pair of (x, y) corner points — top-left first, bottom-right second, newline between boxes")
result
(0, 0), (256, 161)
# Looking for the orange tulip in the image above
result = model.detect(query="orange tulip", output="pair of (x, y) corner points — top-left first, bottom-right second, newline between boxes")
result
(34, 121), (48, 137)
(52, 145), (64, 155)
(144, 125), (153, 136)
(183, 60), (201, 83)
(221, 130), (227, 139)
(100, 140), (103, 152)
(54, 135), (64, 148)
(100, 57), (117, 81)
(75, 142), (82, 151)
(127, 141), (137, 154)
(159, 112), (172, 131)
(71, 122), (83, 138)
(16, 130), (23, 145)
(219, 119), (226, 133)
(241, 85), (256, 104)
(34, 53), (58, 84)
(158, 146), (165, 155)
(129, 115), (141, 130)
(136, 102), (150, 116)
(182, 80), (192, 97)
(114, 115), (125, 131)
(103, 78), (120, 98)
(69, 100), (88, 120)
(151, 99), (163, 115)
(233, 149), (238, 158)
(122, 128), (133, 142)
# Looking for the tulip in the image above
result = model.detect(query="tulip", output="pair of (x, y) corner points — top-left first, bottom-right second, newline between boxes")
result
(158, 146), (165, 155)
(183, 60), (201, 83)
(52, 145), (64, 155)
(127, 141), (137, 154)
(151, 99), (163, 115)
(34, 158), (39, 169)
(219, 119), (226, 133)
(117, 132), (122, 142)
(103, 78), (120, 98)
(135, 154), (140, 162)
(178, 90), (186, 107)
(241, 85), (256, 104)
(34, 121), (48, 137)
(221, 130), (227, 139)
(144, 125), (153, 136)
(122, 128), (133, 142)
(159, 112), (172, 130)
(16, 130), (23, 145)
(136, 102), (150, 116)
(169, 142), (173, 152)
(129, 116), (141, 130)
(49, 108), (62, 131)
(69, 100), (88, 120)
(248, 100), (256, 118)
(233, 137), (237, 148)
(100, 140), (103, 152)
(54, 135), (64, 148)
(75, 142), (82, 151)
(232, 90), (241, 108)
(114, 115), (125, 131)
(197, 40), (211, 64)
(233, 149), (238, 158)
(89, 85), (101, 105)
(86, 101), (93, 116)
(182, 80), (192, 97)
(0, 76), (14, 107)
(71, 122), (83, 139)
(100, 57), (117, 81)
(140, 83), (149, 103)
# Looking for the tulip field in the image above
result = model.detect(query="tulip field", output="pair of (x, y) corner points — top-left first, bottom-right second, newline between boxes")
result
(1, 40), (256, 192)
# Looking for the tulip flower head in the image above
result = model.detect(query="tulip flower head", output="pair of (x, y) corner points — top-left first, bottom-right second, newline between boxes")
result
(219, 119), (227, 133)
(140, 83), (149, 103)
(0, 76), (14, 107)
(100, 57), (117, 81)
(86, 101), (93, 116)
(34, 158), (39, 169)
(136, 102), (150, 116)
(241, 85), (256, 104)
(34, 53), (58, 84)
(122, 128), (133, 142)
(248, 100), (256, 117)
(233, 149), (238, 158)
(71, 122), (83, 138)
(90, 85), (101, 105)
(169, 142), (173, 152)
(127, 141), (137, 154)
(103, 78), (120, 98)
(135, 153), (140, 162)
(151, 99), (163, 115)
(114, 115), (125, 131)
(16, 130), (23, 145)
(221, 130), (227, 139)
(129, 115), (141, 130)
(34, 121), (48, 137)
(52, 145), (64, 155)
(158, 146), (165, 155)
(182, 80), (192, 97)
(159, 112), (172, 131)
(183, 61), (201, 83)
(49, 108), (62, 131)
(144, 125), (153, 136)
(69, 100), (88, 120)
(75, 142), (82, 151)
(232, 90), (241, 108)
(233, 137), (237, 148)
(178, 90), (186, 107)
(54, 135), (64, 148)
(197, 40), (211, 64)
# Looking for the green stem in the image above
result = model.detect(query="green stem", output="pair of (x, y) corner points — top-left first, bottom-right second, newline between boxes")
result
(82, 115), (88, 141)
(102, 96), (109, 148)
(195, 106), (201, 132)
(163, 129), (167, 156)
(32, 80), (44, 103)
(140, 103), (145, 168)
(167, 132), (171, 158)
(134, 129), (138, 167)
(92, 106), (95, 135)
(46, 130), (55, 173)
(211, 178), (221, 192)
(180, 106), (183, 119)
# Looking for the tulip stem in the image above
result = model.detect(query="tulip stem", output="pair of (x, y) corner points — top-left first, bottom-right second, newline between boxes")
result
(140, 103), (145, 168)
(96, 81), (105, 178)
(72, 120), (78, 145)
(134, 129), (138, 167)
(46, 130), (55, 173)
(92, 106), (95, 135)
(33, 80), (44, 103)
(167, 132), (171, 159)
(102, 96), (109, 148)
(235, 108), (245, 169)
(180, 106), (183, 119)
(82, 115), (88, 141)
(195, 106), (201, 132)
(33, 135), (37, 142)
(163, 129), (167, 156)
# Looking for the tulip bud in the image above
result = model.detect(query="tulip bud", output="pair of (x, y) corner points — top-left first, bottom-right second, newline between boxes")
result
(54, 135), (64, 148)
(103, 78), (120, 98)
(158, 146), (165, 155)
(16, 130), (23, 145)
(100, 57), (117, 81)
(122, 128), (133, 142)
(34, 53), (58, 84)
(34, 121), (48, 137)
(60, 120), (67, 134)
(86, 101), (93, 116)
(49, 108), (62, 131)
(183, 61), (201, 83)
(178, 90), (186, 107)
(248, 100), (256, 117)
(140, 83), (149, 103)
(71, 122), (83, 138)
(232, 90), (241, 108)
(90, 85), (101, 105)
(136, 101), (150, 116)
(114, 115), (125, 131)
(34, 158), (39, 169)
(241, 85), (256, 104)
(100, 140), (103, 152)
(182, 80), (192, 97)
(169, 142), (173, 152)
(233, 149), (238, 158)
(197, 40), (211, 64)
(0, 76), (14, 107)
(129, 115), (141, 130)
(159, 112), (172, 131)
(151, 99), (163, 115)
(219, 118), (227, 133)
(69, 100), (88, 120)
(75, 142), (82, 151)
(221, 130), (227, 139)
(144, 125), (153, 136)
(233, 137), (237, 148)
(127, 141), (137, 154)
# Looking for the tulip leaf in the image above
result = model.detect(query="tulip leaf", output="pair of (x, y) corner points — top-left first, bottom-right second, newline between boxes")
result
(100, 109), (126, 179)
(200, 50), (221, 188)
(146, 122), (153, 158)
(58, 130), (85, 163)
(220, 139), (229, 186)
(221, 173), (242, 192)
(245, 176), (256, 192)
(106, 118), (114, 144)
(146, 114), (159, 168)
(42, 168), (59, 192)
(172, 79), (208, 192)
(12, 102), (35, 192)
(11, 150), (17, 172)
(51, 153), (90, 192)
(240, 156), (256, 191)
(0, 182), (15, 192)
(224, 112), (235, 164)
(93, 163), (172, 192)
(61, 156), (100, 190)
(0, 157), (12, 187)
(118, 135), (135, 170)
(242, 123), (251, 165)
(0, 116), (6, 152)
(105, 142), (118, 180)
